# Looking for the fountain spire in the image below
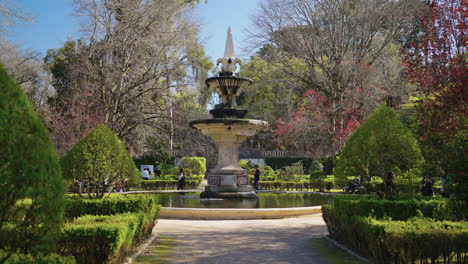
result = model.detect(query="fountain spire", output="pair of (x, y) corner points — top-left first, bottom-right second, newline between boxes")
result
(224, 27), (235, 58)
(217, 27), (243, 74)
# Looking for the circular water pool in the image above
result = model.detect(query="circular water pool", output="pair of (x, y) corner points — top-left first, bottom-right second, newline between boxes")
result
(152, 192), (332, 209)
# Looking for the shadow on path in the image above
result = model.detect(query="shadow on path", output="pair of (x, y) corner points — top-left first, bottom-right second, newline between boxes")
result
(136, 214), (333, 264)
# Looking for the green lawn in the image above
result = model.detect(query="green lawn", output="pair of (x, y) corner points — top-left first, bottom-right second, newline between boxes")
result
(311, 237), (367, 264)
(134, 236), (175, 264)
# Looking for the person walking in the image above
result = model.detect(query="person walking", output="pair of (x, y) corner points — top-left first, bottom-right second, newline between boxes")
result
(440, 168), (450, 198)
(142, 168), (150, 180)
(254, 165), (260, 190)
(177, 168), (186, 190)
(421, 173), (434, 196)
(384, 171), (396, 196)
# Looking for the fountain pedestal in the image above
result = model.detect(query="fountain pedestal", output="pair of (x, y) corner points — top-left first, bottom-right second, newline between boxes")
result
(191, 119), (268, 199)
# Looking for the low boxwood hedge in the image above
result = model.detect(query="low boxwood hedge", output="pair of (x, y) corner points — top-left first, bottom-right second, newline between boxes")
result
(331, 195), (452, 221)
(323, 195), (466, 264)
(251, 180), (334, 191)
(60, 201), (160, 264)
(65, 194), (159, 220)
(139, 179), (201, 190)
(0, 250), (75, 264)
(59, 214), (139, 264)
(60, 194), (161, 264)
(326, 214), (468, 264)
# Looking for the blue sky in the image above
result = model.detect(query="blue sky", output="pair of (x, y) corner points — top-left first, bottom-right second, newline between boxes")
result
(10, 0), (262, 62)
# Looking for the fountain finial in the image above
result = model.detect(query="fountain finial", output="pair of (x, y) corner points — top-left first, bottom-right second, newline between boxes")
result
(217, 27), (243, 75)
(224, 27), (235, 57)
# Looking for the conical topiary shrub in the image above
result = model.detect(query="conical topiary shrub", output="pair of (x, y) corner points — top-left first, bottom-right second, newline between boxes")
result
(334, 104), (424, 184)
(61, 124), (140, 198)
(0, 64), (65, 255)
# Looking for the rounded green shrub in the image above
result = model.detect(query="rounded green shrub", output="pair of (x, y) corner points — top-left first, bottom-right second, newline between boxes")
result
(308, 160), (324, 174)
(180, 157), (206, 175)
(0, 64), (65, 255)
(61, 124), (140, 198)
(262, 166), (274, 177)
(239, 160), (254, 170)
(334, 105), (424, 185)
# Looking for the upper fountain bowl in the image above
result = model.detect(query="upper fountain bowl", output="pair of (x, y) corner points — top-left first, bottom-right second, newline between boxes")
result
(206, 75), (253, 111)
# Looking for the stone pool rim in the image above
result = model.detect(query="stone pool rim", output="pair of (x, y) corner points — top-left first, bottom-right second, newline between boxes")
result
(124, 190), (335, 219)
(159, 205), (322, 220)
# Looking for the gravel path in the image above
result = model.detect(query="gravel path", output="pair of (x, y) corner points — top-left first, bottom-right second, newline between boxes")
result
(137, 214), (331, 264)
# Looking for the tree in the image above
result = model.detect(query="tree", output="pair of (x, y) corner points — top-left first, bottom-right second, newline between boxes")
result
(403, 0), (467, 218)
(334, 105), (424, 184)
(403, 0), (467, 171)
(0, 64), (65, 261)
(67, 0), (204, 146)
(43, 1), (212, 156)
(249, 0), (424, 153)
(60, 124), (140, 199)
(240, 52), (310, 152)
(0, 0), (32, 42)
(0, 1), (49, 114)
(45, 94), (102, 156)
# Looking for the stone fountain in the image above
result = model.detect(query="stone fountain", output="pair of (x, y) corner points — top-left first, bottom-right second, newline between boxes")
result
(190, 27), (268, 199)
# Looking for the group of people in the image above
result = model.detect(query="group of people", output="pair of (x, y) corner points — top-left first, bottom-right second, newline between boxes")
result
(345, 169), (450, 197)
(73, 177), (128, 193)
(420, 168), (450, 197)
(142, 166), (186, 190)
(347, 171), (396, 195)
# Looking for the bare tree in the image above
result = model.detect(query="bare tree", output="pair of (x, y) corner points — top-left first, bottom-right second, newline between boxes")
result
(0, 1), (47, 111)
(0, 0), (32, 38)
(249, 0), (424, 154)
(53, 0), (205, 152)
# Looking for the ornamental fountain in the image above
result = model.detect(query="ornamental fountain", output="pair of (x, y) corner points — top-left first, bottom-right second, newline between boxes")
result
(190, 27), (268, 199)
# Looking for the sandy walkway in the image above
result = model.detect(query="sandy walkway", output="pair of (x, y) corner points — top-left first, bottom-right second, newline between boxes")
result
(137, 214), (331, 264)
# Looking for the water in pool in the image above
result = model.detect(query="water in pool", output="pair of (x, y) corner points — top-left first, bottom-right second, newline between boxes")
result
(150, 192), (332, 208)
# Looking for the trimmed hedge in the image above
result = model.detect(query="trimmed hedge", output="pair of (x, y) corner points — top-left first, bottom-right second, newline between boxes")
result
(331, 195), (452, 221)
(322, 195), (466, 264)
(265, 157), (316, 171)
(363, 217), (468, 264)
(139, 179), (202, 190)
(323, 212), (468, 263)
(0, 250), (75, 264)
(59, 214), (139, 264)
(65, 195), (159, 220)
(60, 195), (160, 264)
(249, 179), (334, 191)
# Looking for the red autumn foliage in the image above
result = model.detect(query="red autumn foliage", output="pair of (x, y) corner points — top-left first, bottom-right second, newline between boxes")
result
(46, 94), (102, 156)
(403, 0), (467, 138)
(276, 89), (363, 154)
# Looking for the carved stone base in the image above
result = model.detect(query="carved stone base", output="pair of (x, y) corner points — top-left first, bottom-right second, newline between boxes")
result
(201, 172), (257, 199)
(200, 190), (258, 199)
